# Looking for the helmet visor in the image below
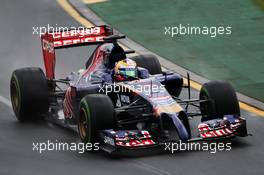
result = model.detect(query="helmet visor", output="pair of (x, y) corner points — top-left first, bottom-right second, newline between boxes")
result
(119, 67), (137, 77)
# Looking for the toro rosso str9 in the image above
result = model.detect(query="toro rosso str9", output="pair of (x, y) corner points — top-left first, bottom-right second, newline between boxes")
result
(10, 25), (248, 155)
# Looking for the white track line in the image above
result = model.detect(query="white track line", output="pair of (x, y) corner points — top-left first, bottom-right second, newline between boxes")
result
(0, 95), (12, 108)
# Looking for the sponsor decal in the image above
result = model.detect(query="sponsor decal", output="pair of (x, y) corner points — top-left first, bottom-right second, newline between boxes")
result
(104, 136), (115, 146)
(42, 39), (54, 53)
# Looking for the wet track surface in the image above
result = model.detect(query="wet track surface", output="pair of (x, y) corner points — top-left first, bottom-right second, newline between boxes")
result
(0, 0), (264, 175)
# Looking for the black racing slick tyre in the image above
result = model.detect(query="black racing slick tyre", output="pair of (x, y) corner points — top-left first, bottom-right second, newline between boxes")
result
(130, 54), (162, 75)
(199, 80), (240, 122)
(78, 94), (115, 144)
(10, 67), (49, 122)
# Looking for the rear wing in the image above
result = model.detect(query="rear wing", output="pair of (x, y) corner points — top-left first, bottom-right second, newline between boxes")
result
(41, 25), (113, 80)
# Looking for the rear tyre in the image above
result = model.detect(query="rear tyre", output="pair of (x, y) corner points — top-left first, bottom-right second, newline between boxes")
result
(78, 94), (115, 144)
(130, 54), (162, 75)
(199, 80), (240, 122)
(10, 67), (49, 122)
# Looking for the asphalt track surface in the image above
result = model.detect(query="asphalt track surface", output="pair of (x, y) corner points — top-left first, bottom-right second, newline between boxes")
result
(0, 0), (264, 175)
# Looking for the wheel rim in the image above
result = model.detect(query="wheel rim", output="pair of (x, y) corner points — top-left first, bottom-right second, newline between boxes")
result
(200, 93), (210, 120)
(11, 78), (20, 113)
(79, 108), (87, 140)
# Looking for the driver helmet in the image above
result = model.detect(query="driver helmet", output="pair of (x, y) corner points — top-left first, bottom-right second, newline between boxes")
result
(114, 58), (137, 81)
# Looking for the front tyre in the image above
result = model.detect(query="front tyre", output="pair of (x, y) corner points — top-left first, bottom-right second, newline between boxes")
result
(10, 67), (49, 122)
(78, 94), (115, 144)
(199, 80), (240, 122)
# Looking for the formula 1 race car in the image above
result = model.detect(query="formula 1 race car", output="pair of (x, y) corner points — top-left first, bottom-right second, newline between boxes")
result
(10, 25), (248, 155)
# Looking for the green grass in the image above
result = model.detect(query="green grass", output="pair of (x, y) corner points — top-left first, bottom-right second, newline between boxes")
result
(88, 0), (264, 102)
